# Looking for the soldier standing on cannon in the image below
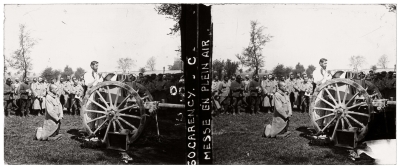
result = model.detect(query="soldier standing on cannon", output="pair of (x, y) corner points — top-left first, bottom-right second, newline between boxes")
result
(4, 78), (16, 117)
(249, 74), (261, 115)
(262, 74), (277, 113)
(230, 75), (245, 115)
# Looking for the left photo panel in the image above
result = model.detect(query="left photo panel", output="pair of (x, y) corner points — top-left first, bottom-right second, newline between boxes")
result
(3, 4), (187, 164)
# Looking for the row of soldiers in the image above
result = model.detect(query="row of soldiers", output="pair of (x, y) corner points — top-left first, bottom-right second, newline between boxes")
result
(3, 75), (84, 117)
(211, 72), (314, 116)
(363, 70), (396, 99)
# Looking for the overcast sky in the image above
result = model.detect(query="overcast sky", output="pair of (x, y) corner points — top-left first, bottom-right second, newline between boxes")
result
(212, 4), (396, 71)
(3, 3), (397, 76)
(4, 4), (180, 74)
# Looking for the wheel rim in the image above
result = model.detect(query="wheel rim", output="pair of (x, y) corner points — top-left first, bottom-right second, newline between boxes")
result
(310, 79), (371, 141)
(81, 81), (148, 144)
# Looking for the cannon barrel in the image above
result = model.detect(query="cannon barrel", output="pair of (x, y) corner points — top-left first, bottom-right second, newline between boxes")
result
(158, 103), (185, 109)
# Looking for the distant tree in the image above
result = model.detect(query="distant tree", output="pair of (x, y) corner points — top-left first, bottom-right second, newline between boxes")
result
(371, 65), (378, 72)
(272, 64), (286, 78)
(236, 20), (273, 75)
(293, 62), (305, 75)
(306, 65), (316, 77)
(139, 67), (146, 74)
(117, 57), (135, 73)
(212, 59), (224, 79)
(154, 4), (181, 35)
(6, 24), (38, 79)
(62, 65), (74, 78)
(146, 56), (157, 71)
(41, 67), (61, 82)
(349, 55), (366, 71)
(169, 57), (183, 70)
(224, 59), (239, 78)
(377, 54), (389, 69)
(74, 67), (86, 79)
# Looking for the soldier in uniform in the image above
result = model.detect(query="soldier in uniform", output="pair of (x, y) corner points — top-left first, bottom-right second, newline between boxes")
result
(242, 75), (250, 110)
(4, 78), (16, 117)
(372, 73), (385, 95)
(299, 76), (313, 113)
(263, 81), (292, 138)
(38, 77), (48, 115)
(286, 73), (298, 110)
(19, 78), (32, 117)
(262, 74), (277, 113)
(31, 77), (42, 116)
(249, 74), (261, 115)
(143, 75), (156, 99)
(211, 75), (221, 115)
(69, 77), (84, 116)
(64, 75), (74, 114)
(218, 76), (231, 115)
(230, 75), (245, 115)
(385, 71), (396, 99)
(154, 74), (167, 102)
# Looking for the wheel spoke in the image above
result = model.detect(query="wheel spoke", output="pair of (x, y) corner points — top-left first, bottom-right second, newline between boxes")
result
(324, 88), (338, 106)
(117, 95), (131, 109)
(96, 91), (110, 109)
(113, 120), (117, 133)
(343, 116), (353, 128)
(342, 85), (349, 104)
(347, 111), (369, 117)
(119, 113), (142, 120)
(340, 118), (345, 129)
(347, 115), (366, 129)
(315, 113), (335, 121)
(118, 117), (138, 130)
(317, 96), (335, 109)
(114, 90), (119, 108)
(93, 119), (109, 134)
(347, 102), (367, 109)
(88, 98), (107, 111)
(107, 86), (113, 107)
(345, 92), (359, 106)
(87, 115), (106, 123)
(116, 120), (124, 131)
(85, 109), (107, 115)
(117, 105), (140, 113)
(314, 107), (335, 112)
(331, 116), (341, 140)
(102, 120), (112, 143)
(321, 118), (336, 132)
(335, 83), (341, 105)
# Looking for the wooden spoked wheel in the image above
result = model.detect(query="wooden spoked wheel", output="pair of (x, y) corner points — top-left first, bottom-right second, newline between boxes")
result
(310, 78), (372, 142)
(81, 81), (152, 144)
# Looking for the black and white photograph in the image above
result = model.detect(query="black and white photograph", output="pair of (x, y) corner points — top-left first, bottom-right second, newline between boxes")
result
(2, 3), (187, 164)
(1, 1), (398, 166)
(210, 3), (397, 165)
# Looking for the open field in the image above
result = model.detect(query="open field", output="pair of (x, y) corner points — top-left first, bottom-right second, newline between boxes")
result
(212, 109), (395, 165)
(4, 110), (186, 165)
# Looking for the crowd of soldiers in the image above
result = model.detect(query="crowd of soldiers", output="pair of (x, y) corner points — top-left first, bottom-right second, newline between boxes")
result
(211, 69), (396, 116)
(3, 72), (185, 118)
(4, 75), (85, 117)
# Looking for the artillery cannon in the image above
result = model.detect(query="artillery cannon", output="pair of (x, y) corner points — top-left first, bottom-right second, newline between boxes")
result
(80, 73), (185, 148)
(309, 71), (395, 148)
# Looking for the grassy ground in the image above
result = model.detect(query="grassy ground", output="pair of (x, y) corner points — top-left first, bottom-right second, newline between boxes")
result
(212, 109), (376, 165)
(4, 109), (186, 165)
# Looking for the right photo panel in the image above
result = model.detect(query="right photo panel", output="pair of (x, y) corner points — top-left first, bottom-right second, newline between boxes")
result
(211, 4), (396, 165)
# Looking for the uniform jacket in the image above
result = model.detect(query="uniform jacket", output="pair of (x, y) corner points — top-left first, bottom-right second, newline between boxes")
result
(4, 83), (15, 100)
(230, 80), (244, 97)
(262, 79), (276, 95)
(249, 80), (261, 96)
(19, 82), (31, 99)
(218, 80), (231, 97)
(285, 78), (297, 93)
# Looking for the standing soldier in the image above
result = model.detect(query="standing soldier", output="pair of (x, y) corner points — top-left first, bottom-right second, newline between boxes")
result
(64, 75), (74, 114)
(372, 73), (385, 96)
(31, 77), (42, 116)
(154, 74), (167, 102)
(212, 75), (221, 115)
(299, 76), (313, 113)
(4, 78), (16, 117)
(249, 74), (261, 115)
(262, 74), (276, 113)
(385, 71), (396, 99)
(38, 77), (47, 115)
(286, 73), (297, 110)
(143, 75), (156, 100)
(19, 78), (32, 117)
(230, 75), (245, 115)
(218, 76), (231, 115)
(242, 75), (251, 110)
(70, 77), (84, 116)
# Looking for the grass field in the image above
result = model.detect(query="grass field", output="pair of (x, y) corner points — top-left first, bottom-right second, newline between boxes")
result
(4, 110), (186, 165)
(212, 110), (377, 165)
